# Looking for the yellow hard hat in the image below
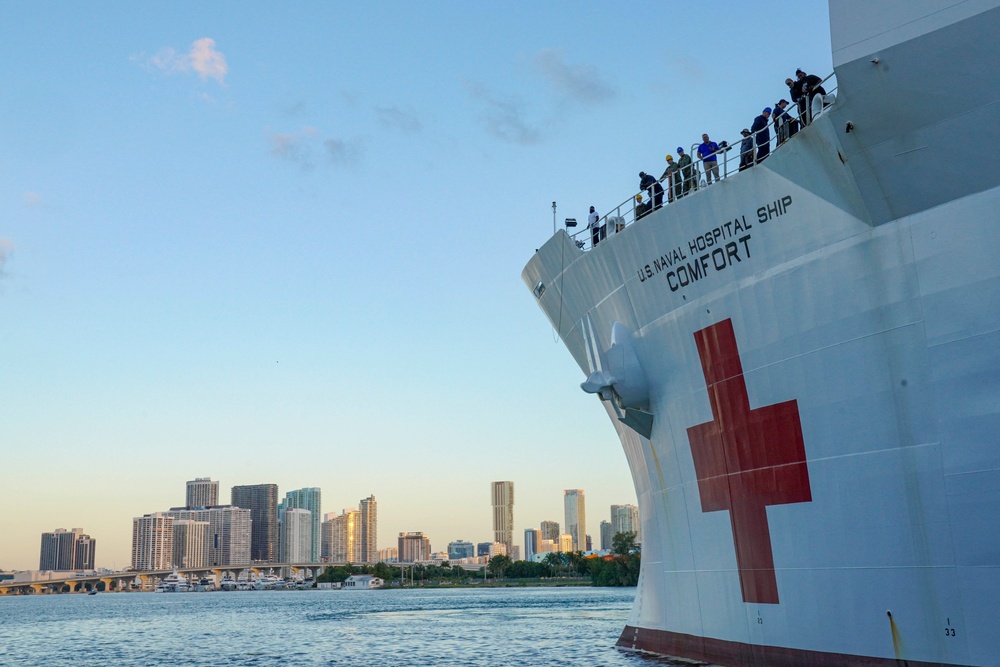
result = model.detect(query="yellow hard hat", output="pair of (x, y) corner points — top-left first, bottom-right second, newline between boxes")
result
(666, 154), (673, 161)
(635, 194), (643, 202)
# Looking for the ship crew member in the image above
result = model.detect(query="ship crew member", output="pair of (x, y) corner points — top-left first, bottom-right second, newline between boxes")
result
(661, 155), (680, 202)
(634, 193), (651, 220)
(639, 171), (664, 210)
(787, 75), (806, 125)
(773, 100), (797, 145)
(588, 206), (604, 247)
(697, 134), (721, 185)
(751, 108), (771, 163)
(795, 69), (826, 123)
(676, 148), (696, 196)
(738, 129), (754, 171)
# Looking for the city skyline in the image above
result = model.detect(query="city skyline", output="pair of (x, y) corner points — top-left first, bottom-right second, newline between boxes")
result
(21, 475), (637, 572)
(0, 2), (831, 572)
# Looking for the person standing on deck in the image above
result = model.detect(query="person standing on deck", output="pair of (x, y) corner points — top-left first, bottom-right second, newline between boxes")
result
(639, 172), (664, 210)
(750, 107), (771, 163)
(676, 148), (695, 197)
(588, 205), (604, 247)
(698, 134), (721, 185)
(738, 129), (754, 171)
(661, 155), (680, 202)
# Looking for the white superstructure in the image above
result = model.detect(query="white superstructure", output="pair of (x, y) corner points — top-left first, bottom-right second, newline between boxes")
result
(522, 2), (1000, 665)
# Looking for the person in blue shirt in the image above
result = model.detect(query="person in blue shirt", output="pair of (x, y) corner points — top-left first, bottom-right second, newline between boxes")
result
(697, 134), (721, 185)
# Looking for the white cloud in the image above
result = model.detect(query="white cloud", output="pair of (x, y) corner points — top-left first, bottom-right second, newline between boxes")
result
(143, 37), (229, 85)
(466, 82), (541, 146)
(534, 49), (615, 106)
(268, 127), (364, 170)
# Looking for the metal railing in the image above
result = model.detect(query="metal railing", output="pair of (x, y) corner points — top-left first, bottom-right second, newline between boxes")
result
(571, 72), (837, 250)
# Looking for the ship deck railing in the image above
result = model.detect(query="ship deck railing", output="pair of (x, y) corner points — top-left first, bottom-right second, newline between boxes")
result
(569, 71), (837, 250)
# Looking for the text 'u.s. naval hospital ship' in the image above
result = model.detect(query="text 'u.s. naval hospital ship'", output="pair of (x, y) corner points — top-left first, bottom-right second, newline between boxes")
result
(522, 2), (1000, 666)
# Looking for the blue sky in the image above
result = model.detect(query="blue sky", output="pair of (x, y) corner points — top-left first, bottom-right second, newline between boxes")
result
(0, 2), (832, 570)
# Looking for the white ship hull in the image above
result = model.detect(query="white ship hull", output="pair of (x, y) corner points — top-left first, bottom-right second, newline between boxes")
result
(523, 3), (1000, 666)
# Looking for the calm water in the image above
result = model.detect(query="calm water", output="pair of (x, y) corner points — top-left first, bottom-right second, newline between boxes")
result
(0, 586), (683, 667)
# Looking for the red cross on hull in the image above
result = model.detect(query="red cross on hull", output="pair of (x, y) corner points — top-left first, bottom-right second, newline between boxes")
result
(687, 319), (811, 604)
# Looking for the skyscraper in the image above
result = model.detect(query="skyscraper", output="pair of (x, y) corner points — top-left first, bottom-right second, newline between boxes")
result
(359, 495), (378, 564)
(231, 484), (278, 562)
(563, 489), (586, 552)
(186, 477), (219, 508)
(524, 528), (541, 561)
(172, 520), (209, 568)
(75, 534), (96, 570)
(398, 532), (431, 562)
(284, 487), (322, 562)
(39, 528), (90, 571)
(131, 513), (174, 571)
(540, 520), (560, 541)
(611, 503), (641, 543)
(281, 508), (312, 563)
(491, 481), (514, 556)
(169, 505), (251, 566)
(600, 520), (614, 551)
(328, 509), (361, 563)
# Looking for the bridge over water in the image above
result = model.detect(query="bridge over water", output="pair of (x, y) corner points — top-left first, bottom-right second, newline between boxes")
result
(0, 562), (342, 595)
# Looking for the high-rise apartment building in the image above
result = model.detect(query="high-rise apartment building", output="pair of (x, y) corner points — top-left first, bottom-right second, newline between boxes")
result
(540, 520), (560, 541)
(172, 520), (209, 568)
(231, 484), (278, 562)
(327, 509), (362, 563)
(131, 513), (174, 571)
(398, 532), (431, 562)
(281, 508), (312, 563)
(448, 540), (475, 561)
(490, 481), (514, 556)
(600, 520), (614, 551)
(186, 477), (219, 508)
(563, 489), (587, 552)
(75, 534), (96, 570)
(168, 506), (251, 566)
(284, 488), (322, 562)
(378, 546), (398, 562)
(39, 528), (92, 571)
(611, 503), (640, 543)
(558, 533), (574, 553)
(359, 495), (377, 564)
(524, 528), (541, 562)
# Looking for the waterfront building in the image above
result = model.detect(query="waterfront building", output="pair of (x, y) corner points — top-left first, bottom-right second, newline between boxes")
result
(378, 546), (398, 562)
(39, 528), (89, 571)
(476, 541), (492, 557)
(524, 529), (541, 561)
(172, 520), (209, 568)
(398, 532), (431, 563)
(281, 508), (312, 563)
(328, 508), (362, 563)
(131, 513), (174, 571)
(343, 574), (383, 589)
(490, 481), (514, 556)
(538, 538), (557, 554)
(447, 540), (475, 561)
(321, 513), (335, 560)
(610, 503), (640, 543)
(586, 535), (592, 551)
(600, 520), (614, 551)
(359, 495), (378, 564)
(540, 520), (560, 541)
(558, 533), (573, 553)
(284, 487), (322, 562)
(75, 534), (96, 570)
(185, 477), (219, 508)
(231, 484), (279, 562)
(563, 489), (586, 552)
(168, 505), (251, 566)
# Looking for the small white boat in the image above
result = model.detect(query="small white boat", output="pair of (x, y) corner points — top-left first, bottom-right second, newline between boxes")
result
(154, 572), (191, 593)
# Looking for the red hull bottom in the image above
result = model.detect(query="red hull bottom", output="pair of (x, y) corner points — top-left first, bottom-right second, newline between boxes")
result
(617, 626), (972, 667)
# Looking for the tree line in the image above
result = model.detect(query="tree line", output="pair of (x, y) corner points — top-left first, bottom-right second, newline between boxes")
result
(315, 532), (640, 587)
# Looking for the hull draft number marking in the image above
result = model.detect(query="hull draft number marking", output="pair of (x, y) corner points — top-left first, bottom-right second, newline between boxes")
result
(687, 319), (811, 604)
